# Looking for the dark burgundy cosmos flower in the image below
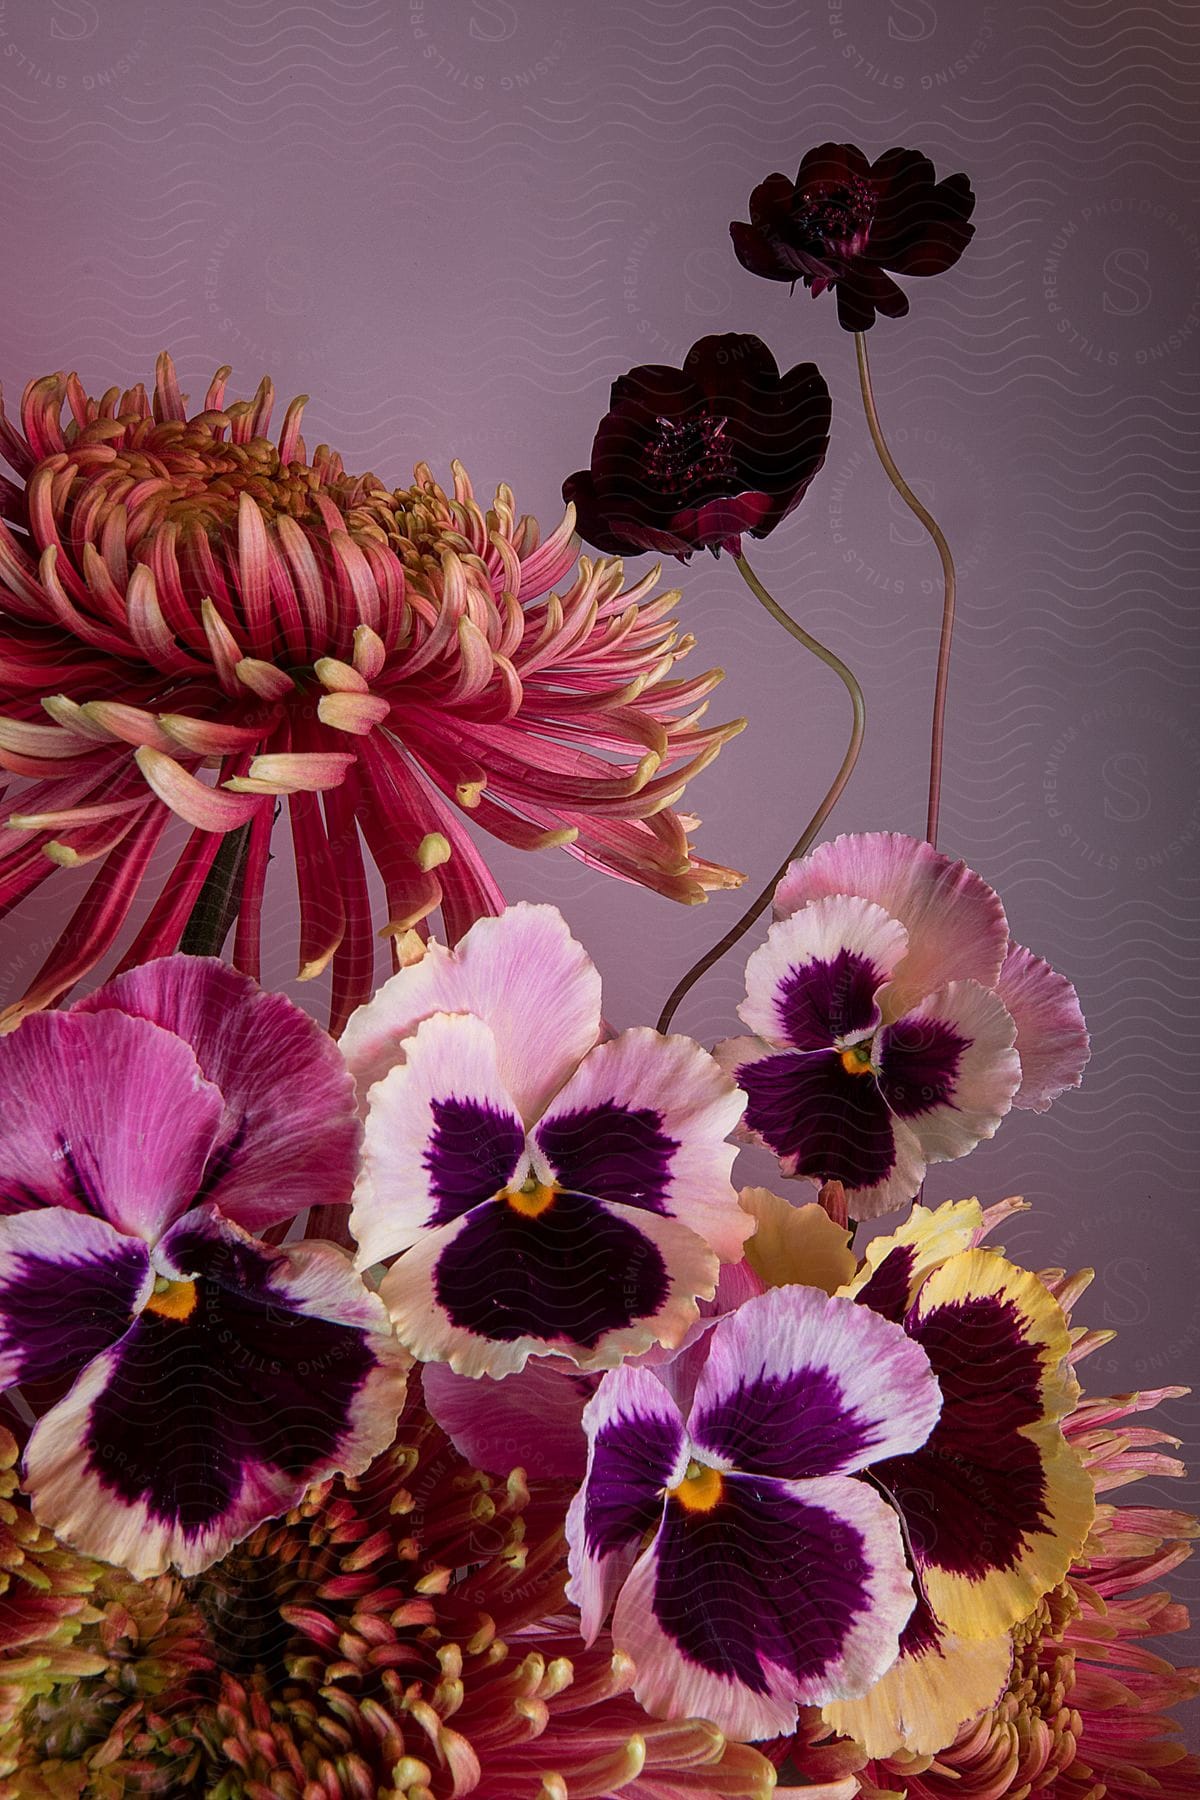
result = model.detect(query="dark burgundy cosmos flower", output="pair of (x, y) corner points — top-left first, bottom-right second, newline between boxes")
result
(563, 333), (831, 560)
(730, 144), (976, 332)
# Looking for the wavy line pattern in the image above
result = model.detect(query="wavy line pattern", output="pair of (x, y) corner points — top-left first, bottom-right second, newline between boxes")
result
(1, 0), (1198, 1714)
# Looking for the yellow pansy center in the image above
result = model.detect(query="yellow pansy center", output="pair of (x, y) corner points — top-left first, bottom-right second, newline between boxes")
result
(144, 1275), (198, 1321)
(840, 1041), (876, 1077)
(500, 1176), (559, 1219)
(668, 1459), (725, 1513)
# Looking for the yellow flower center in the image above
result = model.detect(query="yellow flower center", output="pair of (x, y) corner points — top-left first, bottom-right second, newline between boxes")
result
(668, 1459), (725, 1514)
(840, 1042), (876, 1077)
(499, 1177), (559, 1219)
(143, 1276), (198, 1321)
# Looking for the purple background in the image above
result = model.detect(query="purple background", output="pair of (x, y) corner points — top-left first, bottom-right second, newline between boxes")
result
(2, 0), (1198, 1726)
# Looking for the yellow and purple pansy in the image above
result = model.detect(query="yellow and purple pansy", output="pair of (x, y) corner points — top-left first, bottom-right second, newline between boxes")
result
(345, 904), (752, 1378)
(717, 833), (1090, 1215)
(564, 1283), (942, 1740)
(0, 955), (410, 1578)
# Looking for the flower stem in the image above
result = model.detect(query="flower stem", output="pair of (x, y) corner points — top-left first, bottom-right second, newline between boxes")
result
(854, 331), (957, 849)
(179, 824), (251, 959)
(655, 552), (865, 1035)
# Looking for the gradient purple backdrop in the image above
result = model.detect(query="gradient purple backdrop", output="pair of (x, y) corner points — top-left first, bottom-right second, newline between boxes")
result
(2, 0), (1198, 1726)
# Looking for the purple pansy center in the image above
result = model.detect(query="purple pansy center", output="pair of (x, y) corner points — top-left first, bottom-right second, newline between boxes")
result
(422, 1088), (682, 1347)
(642, 412), (739, 500)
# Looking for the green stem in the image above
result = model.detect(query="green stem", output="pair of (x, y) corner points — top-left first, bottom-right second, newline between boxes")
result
(179, 825), (251, 959)
(655, 552), (866, 1035)
(854, 330), (957, 849)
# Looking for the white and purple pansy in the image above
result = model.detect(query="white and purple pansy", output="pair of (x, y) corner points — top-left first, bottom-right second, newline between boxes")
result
(717, 833), (1088, 1215)
(347, 905), (752, 1378)
(565, 1283), (942, 1741)
(0, 957), (410, 1579)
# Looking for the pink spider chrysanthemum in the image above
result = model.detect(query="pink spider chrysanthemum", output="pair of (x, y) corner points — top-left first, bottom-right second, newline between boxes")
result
(0, 356), (743, 1031)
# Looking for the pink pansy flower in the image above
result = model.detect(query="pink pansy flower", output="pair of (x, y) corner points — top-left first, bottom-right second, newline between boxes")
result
(0, 956), (410, 1579)
(716, 832), (1089, 1215)
(345, 904), (751, 1378)
(565, 1283), (941, 1742)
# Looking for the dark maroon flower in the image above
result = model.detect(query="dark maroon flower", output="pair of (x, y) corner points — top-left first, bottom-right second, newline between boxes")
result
(563, 332), (831, 560)
(731, 143), (976, 332)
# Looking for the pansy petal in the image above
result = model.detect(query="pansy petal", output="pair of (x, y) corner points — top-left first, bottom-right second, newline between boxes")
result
(840, 1197), (986, 1319)
(378, 1192), (718, 1379)
(740, 1188), (857, 1294)
(873, 1248), (1094, 1641)
(534, 1027), (749, 1263)
(23, 1207), (410, 1578)
(613, 1471), (916, 1738)
(421, 1357), (595, 1481)
(688, 1285), (940, 1480)
(0, 1011), (222, 1241)
(774, 833), (1009, 1019)
(734, 1045), (925, 1212)
(351, 1012), (526, 1269)
(740, 897), (908, 1050)
(877, 980), (1020, 1165)
(341, 903), (603, 1123)
(995, 941), (1090, 1112)
(822, 1596), (1012, 1758)
(77, 956), (360, 1232)
(0, 1210), (151, 1388)
(566, 1364), (687, 1641)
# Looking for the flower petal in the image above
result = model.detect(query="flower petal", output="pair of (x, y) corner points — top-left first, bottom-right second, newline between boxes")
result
(839, 1198), (986, 1320)
(341, 903), (602, 1124)
(613, 1470), (916, 1738)
(873, 1248), (1094, 1641)
(822, 1595), (1012, 1759)
(378, 1190), (718, 1378)
(77, 956), (361, 1233)
(566, 1363), (687, 1641)
(0, 1209), (150, 1387)
(351, 1011), (526, 1269)
(740, 896), (908, 1050)
(774, 833), (1009, 1020)
(877, 980), (1021, 1166)
(734, 1046), (924, 1209)
(23, 1207), (410, 1578)
(421, 1356), (595, 1481)
(995, 941), (1090, 1113)
(533, 1027), (749, 1263)
(0, 1010), (223, 1241)
(740, 1189), (857, 1295)
(687, 1285), (940, 1480)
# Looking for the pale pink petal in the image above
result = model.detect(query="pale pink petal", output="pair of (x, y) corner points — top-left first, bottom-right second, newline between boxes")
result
(378, 1197), (718, 1380)
(688, 1285), (941, 1479)
(565, 1363), (687, 1641)
(775, 833), (1009, 1019)
(341, 902), (602, 1123)
(352, 1011), (525, 1270)
(77, 956), (360, 1233)
(879, 979), (1021, 1170)
(0, 1010), (222, 1242)
(611, 1471), (915, 1737)
(838, 1116), (929, 1220)
(533, 1027), (749, 1264)
(740, 896), (909, 1049)
(995, 941), (1090, 1112)
(421, 1357), (595, 1481)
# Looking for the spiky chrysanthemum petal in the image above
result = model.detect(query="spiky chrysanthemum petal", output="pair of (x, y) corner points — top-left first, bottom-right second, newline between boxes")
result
(0, 359), (743, 1031)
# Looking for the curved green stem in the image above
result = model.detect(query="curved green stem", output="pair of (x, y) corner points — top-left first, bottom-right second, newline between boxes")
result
(854, 331), (957, 849)
(179, 823), (251, 958)
(655, 552), (866, 1035)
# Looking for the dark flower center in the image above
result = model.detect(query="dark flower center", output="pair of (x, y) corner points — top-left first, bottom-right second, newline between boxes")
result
(643, 412), (739, 499)
(790, 178), (876, 262)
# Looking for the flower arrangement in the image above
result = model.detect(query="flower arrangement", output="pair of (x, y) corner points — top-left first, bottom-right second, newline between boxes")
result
(0, 141), (1194, 1799)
